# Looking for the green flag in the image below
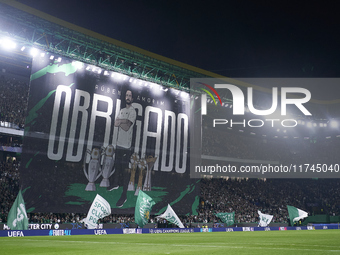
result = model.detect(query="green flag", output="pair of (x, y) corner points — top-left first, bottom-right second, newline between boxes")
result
(7, 190), (29, 230)
(215, 212), (235, 226)
(287, 205), (308, 225)
(135, 190), (155, 228)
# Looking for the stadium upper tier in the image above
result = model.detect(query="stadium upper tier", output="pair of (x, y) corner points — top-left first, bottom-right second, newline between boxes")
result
(0, 0), (218, 90)
(1, 0), (340, 119)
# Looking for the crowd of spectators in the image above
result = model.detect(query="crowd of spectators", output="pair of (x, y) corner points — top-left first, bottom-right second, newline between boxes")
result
(198, 177), (340, 224)
(1, 156), (340, 225)
(202, 127), (340, 164)
(0, 160), (20, 223)
(0, 74), (29, 129)
(0, 73), (340, 226)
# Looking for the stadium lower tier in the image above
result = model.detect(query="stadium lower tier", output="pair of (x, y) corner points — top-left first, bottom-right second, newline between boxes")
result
(1, 224), (339, 237)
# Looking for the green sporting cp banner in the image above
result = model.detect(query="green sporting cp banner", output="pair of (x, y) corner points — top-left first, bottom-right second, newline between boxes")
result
(7, 190), (29, 230)
(215, 212), (235, 226)
(135, 190), (155, 227)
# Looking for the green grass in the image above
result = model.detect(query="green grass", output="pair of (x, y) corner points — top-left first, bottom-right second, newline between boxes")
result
(1, 230), (340, 255)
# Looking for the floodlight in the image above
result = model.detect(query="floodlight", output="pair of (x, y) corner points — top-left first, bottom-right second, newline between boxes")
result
(72, 61), (84, 69)
(330, 120), (338, 128)
(30, 48), (38, 57)
(1, 38), (16, 50)
(180, 92), (189, 98)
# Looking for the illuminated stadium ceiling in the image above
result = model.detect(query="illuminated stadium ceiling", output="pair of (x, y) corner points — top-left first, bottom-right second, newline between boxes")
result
(0, 0), (214, 90)
(0, 0), (339, 123)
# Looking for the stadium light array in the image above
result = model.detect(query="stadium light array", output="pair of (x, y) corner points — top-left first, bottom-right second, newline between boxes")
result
(71, 61), (84, 69)
(3, 34), (337, 141)
(30, 48), (38, 57)
(0, 38), (16, 50)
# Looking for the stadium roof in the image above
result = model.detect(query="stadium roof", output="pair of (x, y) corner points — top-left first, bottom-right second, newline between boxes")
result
(0, 0), (221, 90)
(0, 0), (340, 119)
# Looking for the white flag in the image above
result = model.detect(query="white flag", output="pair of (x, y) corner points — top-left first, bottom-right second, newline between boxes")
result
(84, 194), (111, 229)
(158, 204), (184, 228)
(258, 210), (273, 227)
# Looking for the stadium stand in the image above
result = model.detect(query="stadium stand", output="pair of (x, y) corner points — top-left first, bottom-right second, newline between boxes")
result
(0, 0), (340, 229)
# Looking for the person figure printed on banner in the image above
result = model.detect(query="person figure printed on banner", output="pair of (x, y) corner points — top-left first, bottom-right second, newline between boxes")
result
(108, 89), (136, 208)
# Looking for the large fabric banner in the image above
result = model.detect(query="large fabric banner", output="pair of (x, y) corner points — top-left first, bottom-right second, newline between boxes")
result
(20, 54), (199, 214)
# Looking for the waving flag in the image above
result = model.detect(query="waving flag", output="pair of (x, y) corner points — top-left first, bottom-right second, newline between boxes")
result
(7, 190), (28, 230)
(135, 190), (155, 228)
(158, 204), (184, 228)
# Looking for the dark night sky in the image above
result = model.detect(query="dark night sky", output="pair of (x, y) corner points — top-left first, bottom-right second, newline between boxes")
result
(16, 0), (340, 78)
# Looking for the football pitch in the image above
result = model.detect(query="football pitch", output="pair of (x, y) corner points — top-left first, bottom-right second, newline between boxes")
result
(1, 230), (340, 254)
